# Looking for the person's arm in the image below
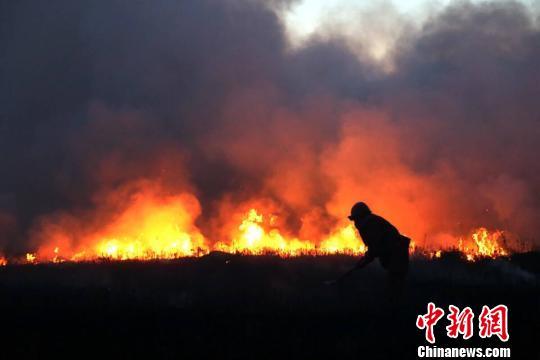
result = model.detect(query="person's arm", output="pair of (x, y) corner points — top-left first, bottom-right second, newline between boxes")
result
(323, 252), (374, 285)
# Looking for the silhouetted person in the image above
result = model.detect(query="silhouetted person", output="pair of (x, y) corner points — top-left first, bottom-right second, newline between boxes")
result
(329, 202), (410, 301)
(349, 202), (410, 278)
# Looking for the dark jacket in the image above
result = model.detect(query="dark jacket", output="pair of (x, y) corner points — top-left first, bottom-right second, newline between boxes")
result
(355, 214), (410, 274)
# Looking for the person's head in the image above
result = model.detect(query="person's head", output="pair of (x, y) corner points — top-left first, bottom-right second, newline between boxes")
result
(348, 202), (371, 223)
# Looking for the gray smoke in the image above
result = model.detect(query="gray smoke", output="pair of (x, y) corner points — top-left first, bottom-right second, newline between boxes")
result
(1, 0), (539, 253)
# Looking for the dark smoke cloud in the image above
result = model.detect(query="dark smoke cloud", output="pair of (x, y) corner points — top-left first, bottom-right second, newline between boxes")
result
(1, 0), (539, 253)
(382, 1), (540, 241)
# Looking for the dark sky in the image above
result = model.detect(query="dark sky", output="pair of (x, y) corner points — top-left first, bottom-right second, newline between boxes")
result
(1, 0), (540, 252)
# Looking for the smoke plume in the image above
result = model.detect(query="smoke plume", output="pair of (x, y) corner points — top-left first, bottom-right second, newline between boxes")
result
(1, 0), (539, 255)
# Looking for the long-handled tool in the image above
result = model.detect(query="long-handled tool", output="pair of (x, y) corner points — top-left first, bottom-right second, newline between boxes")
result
(323, 266), (359, 286)
(323, 255), (372, 286)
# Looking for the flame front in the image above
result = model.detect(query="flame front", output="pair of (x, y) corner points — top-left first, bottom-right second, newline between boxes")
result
(86, 192), (209, 261)
(29, 185), (209, 262)
(319, 224), (366, 255)
(459, 228), (508, 261)
(214, 209), (365, 256)
(215, 209), (316, 255)
(2, 190), (515, 264)
(94, 204), (207, 261)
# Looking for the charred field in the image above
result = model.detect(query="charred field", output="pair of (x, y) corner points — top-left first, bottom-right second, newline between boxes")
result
(1, 252), (538, 360)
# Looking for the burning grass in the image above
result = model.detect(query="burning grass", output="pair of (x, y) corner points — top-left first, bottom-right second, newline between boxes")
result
(2, 185), (520, 265)
(4, 225), (515, 266)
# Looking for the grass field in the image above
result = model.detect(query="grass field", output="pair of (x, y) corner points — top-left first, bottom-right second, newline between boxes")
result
(0, 252), (538, 359)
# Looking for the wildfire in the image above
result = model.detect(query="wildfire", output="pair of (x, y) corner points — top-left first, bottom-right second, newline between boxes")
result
(1, 193), (515, 264)
(319, 224), (366, 255)
(30, 185), (209, 262)
(215, 211), (510, 261)
(214, 209), (366, 256)
(215, 209), (316, 255)
(0, 255), (7, 266)
(26, 253), (36, 263)
(90, 192), (208, 260)
(416, 227), (510, 262)
(458, 228), (508, 261)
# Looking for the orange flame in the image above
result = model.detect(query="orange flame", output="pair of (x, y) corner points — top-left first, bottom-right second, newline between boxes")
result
(4, 188), (516, 264)
(214, 209), (366, 256)
(33, 186), (209, 262)
(319, 223), (366, 255)
(215, 209), (316, 255)
(26, 253), (36, 263)
(458, 227), (508, 261)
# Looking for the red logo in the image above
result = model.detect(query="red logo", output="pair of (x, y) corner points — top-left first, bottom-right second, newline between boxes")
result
(416, 303), (509, 343)
(416, 302), (445, 343)
(446, 305), (474, 340)
(479, 305), (509, 342)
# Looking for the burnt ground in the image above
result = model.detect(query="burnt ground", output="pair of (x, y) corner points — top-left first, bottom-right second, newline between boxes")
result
(0, 252), (538, 360)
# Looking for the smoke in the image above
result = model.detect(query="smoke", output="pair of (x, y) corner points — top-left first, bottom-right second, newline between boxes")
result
(1, 0), (539, 254)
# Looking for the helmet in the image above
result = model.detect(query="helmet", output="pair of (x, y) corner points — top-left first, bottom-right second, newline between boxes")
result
(348, 202), (371, 221)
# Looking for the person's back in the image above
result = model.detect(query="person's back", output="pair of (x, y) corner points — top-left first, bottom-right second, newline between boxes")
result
(347, 202), (410, 287)
(355, 213), (410, 274)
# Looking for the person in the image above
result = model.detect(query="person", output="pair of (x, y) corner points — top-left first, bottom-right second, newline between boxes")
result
(328, 202), (410, 298)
